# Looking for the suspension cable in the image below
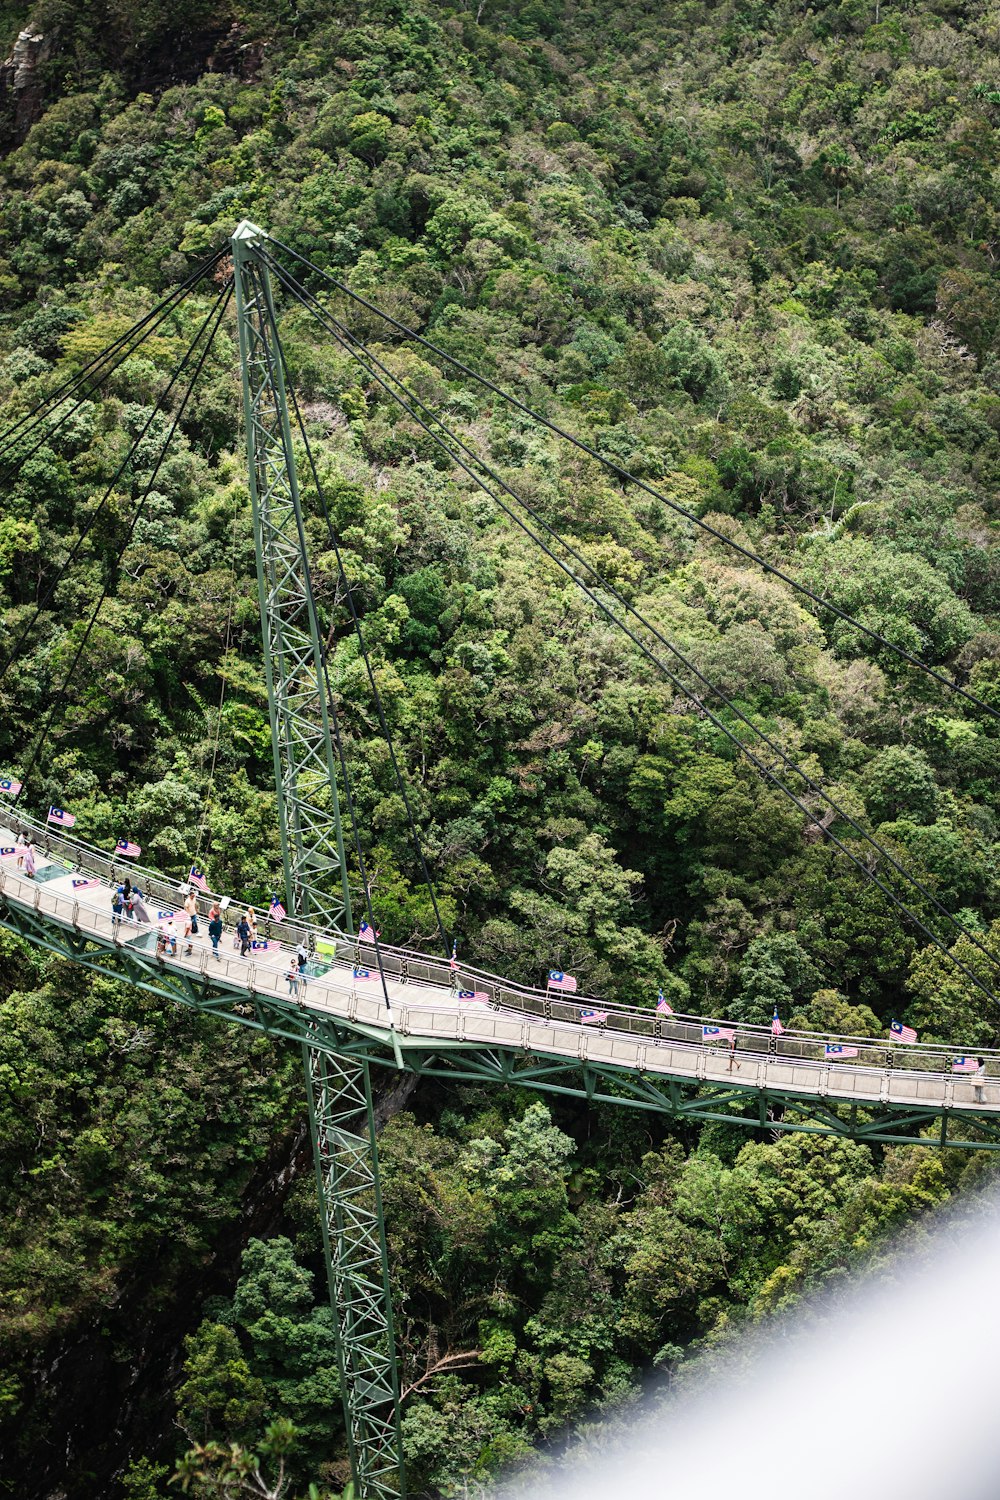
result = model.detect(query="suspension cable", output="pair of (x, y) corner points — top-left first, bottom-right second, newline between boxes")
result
(0, 278), (233, 690)
(322, 675), (396, 1014)
(13, 282), (233, 803)
(194, 481), (241, 860)
(268, 253), (1000, 988)
(284, 372), (451, 959)
(255, 286), (394, 1011)
(270, 259), (999, 1006)
(267, 235), (1000, 730)
(0, 246), (227, 469)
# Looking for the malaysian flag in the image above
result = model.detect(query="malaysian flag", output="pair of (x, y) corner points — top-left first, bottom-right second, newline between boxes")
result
(157, 910), (175, 925)
(952, 1057), (981, 1074)
(270, 895), (286, 921)
(825, 1043), (859, 1059)
(250, 939), (272, 951)
(353, 967), (374, 980)
(548, 970), (578, 993)
(0, 847), (15, 859)
(581, 1009), (609, 1025)
(71, 877), (99, 889)
(703, 1025), (735, 1043)
(116, 839), (141, 859)
(450, 939), (458, 972)
(656, 990), (673, 1016)
(890, 1020), (917, 1044)
(0, 778), (22, 796)
(359, 920), (380, 941)
(458, 990), (490, 1003)
(771, 1008), (785, 1037)
(189, 866), (208, 891)
(47, 806), (76, 828)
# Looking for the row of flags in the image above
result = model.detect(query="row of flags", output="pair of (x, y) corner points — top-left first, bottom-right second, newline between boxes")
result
(547, 970), (931, 1047)
(544, 969), (955, 1063)
(6, 791), (986, 1073)
(7, 796), (294, 923)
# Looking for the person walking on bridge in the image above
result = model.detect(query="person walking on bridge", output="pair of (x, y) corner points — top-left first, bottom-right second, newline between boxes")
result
(182, 889), (199, 956)
(23, 839), (35, 879)
(207, 905), (223, 958)
(237, 912), (252, 957)
(974, 1057), (987, 1104)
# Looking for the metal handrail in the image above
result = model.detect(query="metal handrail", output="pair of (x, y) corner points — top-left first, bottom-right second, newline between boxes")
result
(3, 807), (994, 1079)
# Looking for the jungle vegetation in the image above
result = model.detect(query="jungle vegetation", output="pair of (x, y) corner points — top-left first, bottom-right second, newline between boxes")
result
(1, 0), (1000, 1493)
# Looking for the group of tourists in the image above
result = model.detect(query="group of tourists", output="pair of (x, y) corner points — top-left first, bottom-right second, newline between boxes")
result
(141, 886), (312, 997)
(13, 824), (319, 1000)
(153, 891), (237, 959)
(111, 877), (151, 924)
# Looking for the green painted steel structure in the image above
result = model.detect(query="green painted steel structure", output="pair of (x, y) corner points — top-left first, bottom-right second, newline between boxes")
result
(7, 892), (1000, 1156)
(231, 222), (354, 933)
(231, 222), (404, 1499)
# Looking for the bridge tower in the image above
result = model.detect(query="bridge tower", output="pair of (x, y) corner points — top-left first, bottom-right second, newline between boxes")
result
(231, 221), (405, 1500)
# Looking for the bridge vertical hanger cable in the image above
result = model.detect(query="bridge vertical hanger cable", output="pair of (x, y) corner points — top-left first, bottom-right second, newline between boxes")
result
(13, 283), (233, 804)
(307, 634), (397, 1006)
(0, 246), (228, 471)
(267, 237), (1000, 731)
(283, 376), (452, 961)
(194, 482), (242, 861)
(269, 260), (1000, 1007)
(0, 269), (233, 687)
(255, 280), (405, 1009)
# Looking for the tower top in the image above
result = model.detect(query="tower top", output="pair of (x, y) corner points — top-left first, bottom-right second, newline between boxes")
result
(232, 219), (267, 247)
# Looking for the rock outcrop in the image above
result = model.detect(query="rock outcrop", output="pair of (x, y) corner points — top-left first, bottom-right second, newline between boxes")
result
(0, 26), (53, 142)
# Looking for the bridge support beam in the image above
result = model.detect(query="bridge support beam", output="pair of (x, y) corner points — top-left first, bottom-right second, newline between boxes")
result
(302, 1044), (405, 1500)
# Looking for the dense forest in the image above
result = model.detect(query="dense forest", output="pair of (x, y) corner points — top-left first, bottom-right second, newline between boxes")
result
(1, 0), (1000, 1493)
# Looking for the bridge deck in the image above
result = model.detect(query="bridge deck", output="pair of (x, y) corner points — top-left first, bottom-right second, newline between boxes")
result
(0, 817), (996, 1119)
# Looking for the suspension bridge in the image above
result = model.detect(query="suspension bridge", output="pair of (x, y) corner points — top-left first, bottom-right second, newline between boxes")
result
(3, 221), (1000, 1499)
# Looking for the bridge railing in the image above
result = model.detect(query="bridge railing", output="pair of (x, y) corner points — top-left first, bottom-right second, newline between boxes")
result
(4, 808), (997, 1082)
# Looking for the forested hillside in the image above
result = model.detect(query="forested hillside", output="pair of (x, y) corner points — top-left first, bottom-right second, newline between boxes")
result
(1, 0), (999, 1494)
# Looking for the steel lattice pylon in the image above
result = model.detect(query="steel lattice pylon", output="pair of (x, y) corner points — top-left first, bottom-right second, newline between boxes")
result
(231, 220), (352, 933)
(232, 221), (406, 1500)
(304, 1045), (404, 1498)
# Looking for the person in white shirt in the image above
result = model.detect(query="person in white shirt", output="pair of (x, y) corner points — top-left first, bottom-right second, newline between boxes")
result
(182, 890), (199, 955)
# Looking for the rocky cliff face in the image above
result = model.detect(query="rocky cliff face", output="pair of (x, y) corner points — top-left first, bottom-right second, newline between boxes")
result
(0, 25), (53, 143)
(0, 16), (261, 148)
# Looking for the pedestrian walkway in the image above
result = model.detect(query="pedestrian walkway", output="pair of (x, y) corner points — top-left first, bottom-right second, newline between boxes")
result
(1, 812), (997, 1120)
